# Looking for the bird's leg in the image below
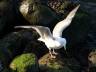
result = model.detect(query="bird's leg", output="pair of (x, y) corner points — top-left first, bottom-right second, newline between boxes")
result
(52, 49), (58, 55)
(49, 49), (56, 58)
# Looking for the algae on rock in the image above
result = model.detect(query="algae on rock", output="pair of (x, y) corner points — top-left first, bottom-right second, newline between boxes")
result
(39, 53), (80, 72)
(10, 53), (39, 72)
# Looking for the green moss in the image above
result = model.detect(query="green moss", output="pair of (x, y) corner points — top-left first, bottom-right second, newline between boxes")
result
(10, 53), (39, 72)
(46, 61), (73, 72)
(47, 66), (73, 72)
(39, 54), (75, 72)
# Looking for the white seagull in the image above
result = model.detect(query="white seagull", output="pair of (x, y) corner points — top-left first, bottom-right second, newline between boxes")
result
(15, 5), (80, 58)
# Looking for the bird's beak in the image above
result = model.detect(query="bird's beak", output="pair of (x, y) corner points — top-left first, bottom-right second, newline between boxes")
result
(64, 46), (66, 50)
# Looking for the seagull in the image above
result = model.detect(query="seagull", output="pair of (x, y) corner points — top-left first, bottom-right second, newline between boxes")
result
(15, 5), (80, 58)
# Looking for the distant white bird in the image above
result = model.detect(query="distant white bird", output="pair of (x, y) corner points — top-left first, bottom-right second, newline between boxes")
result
(15, 5), (80, 58)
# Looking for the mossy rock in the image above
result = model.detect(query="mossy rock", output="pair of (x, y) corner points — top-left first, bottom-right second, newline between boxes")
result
(39, 53), (80, 72)
(10, 53), (39, 72)
(0, 30), (40, 72)
(0, 30), (37, 67)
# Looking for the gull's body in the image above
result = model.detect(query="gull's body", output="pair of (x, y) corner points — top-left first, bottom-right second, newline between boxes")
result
(44, 37), (66, 49)
(15, 5), (80, 58)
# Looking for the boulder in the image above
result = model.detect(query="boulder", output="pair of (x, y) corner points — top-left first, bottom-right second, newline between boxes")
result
(0, 0), (18, 38)
(0, 29), (48, 69)
(24, 40), (48, 59)
(10, 53), (39, 72)
(0, 30), (36, 67)
(39, 53), (81, 72)
(18, 0), (59, 27)
(46, 0), (79, 14)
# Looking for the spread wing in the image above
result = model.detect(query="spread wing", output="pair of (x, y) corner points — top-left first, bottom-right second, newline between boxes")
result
(53, 5), (80, 37)
(15, 26), (53, 38)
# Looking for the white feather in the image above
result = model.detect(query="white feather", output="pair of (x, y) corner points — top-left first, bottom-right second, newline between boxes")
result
(53, 5), (80, 37)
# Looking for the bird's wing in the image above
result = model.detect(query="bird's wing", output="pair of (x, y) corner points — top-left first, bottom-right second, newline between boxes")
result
(15, 26), (53, 38)
(15, 26), (33, 29)
(53, 5), (80, 37)
(31, 26), (53, 38)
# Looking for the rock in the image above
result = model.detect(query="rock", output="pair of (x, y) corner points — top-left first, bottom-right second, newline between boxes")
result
(0, 0), (18, 38)
(81, 0), (96, 3)
(0, 27), (49, 70)
(0, 60), (3, 72)
(18, 0), (59, 26)
(47, 0), (79, 14)
(88, 51), (96, 72)
(39, 53), (81, 72)
(88, 50), (96, 67)
(0, 28), (49, 69)
(24, 40), (48, 59)
(0, 30), (30, 58)
(0, 0), (30, 38)
(0, 30), (37, 67)
(89, 67), (96, 72)
(10, 53), (39, 72)
(80, 2), (96, 16)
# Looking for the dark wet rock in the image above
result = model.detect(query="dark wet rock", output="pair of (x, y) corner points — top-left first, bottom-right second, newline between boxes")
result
(0, 0), (30, 38)
(41, 0), (79, 15)
(89, 67), (96, 72)
(0, 0), (18, 38)
(18, 0), (59, 27)
(47, 0), (78, 14)
(80, 2), (96, 17)
(0, 30), (36, 67)
(24, 40), (48, 59)
(39, 53), (81, 72)
(0, 28), (49, 70)
(0, 60), (3, 72)
(10, 53), (39, 72)
(81, 0), (96, 3)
